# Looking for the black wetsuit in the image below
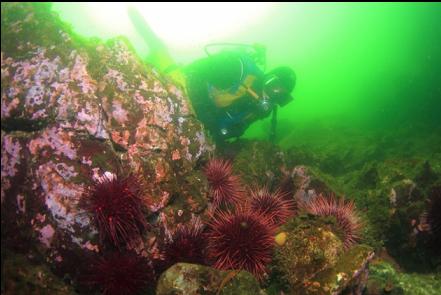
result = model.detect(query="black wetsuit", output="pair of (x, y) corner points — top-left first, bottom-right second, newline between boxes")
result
(185, 51), (274, 142)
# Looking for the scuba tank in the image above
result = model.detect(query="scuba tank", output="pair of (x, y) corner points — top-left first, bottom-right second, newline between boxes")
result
(202, 43), (278, 140)
(204, 43), (267, 72)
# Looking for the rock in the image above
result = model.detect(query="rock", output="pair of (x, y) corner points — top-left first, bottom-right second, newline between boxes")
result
(415, 161), (438, 187)
(156, 263), (265, 295)
(290, 165), (335, 204)
(218, 141), (336, 203)
(315, 245), (375, 295)
(272, 216), (345, 293)
(386, 178), (433, 271)
(229, 140), (287, 187)
(388, 179), (419, 208)
(271, 216), (374, 295)
(2, 251), (77, 295)
(1, 1), (213, 287)
(357, 169), (438, 272)
(357, 163), (379, 189)
(366, 260), (441, 295)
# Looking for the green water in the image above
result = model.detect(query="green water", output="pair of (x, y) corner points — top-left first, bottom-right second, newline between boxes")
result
(2, 3), (441, 294)
(52, 2), (441, 149)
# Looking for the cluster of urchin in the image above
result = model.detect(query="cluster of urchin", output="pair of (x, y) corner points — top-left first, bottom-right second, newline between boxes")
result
(202, 158), (364, 279)
(79, 158), (365, 291)
(80, 172), (152, 295)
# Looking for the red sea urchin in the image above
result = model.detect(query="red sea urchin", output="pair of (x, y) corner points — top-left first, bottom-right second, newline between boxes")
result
(84, 252), (153, 295)
(82, 172), (148, 247)
(203, 159), (244, 207)
(303, 194), (363, 249)
(206, 207), (276, 280)
(249, 187), (296, 226)
(162, 217), (206, 267)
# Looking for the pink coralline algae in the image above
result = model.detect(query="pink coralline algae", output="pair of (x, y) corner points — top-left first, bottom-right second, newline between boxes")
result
(104, 68), (128, 92)
(148, 191), (171, 213)
(1, 135), (22, 177)
(37, 162), (88, 233)
(34, 56), (60, 83)
(143, 127), (168, 152)
(28, 127), (77, 160)
(111, 100), (129, 125)
(1, 97), (20, 118)
(1, 135), (22, 202)
(6, 48), (63, 119)
(1, 3), (213, 289)
(76, 101), (109, 139)
(52, 162), (78, 180)
(39, 224), (55, 248)
(112, 41), (136, 66)
(110, 130), (131, 149)
(70, 54), (96, 95)
(146, 97), (174, 129)
(171, 150), (181, 161)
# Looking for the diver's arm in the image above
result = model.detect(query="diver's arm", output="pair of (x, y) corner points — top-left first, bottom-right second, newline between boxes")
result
(127, 6), (166, 53)
(128, 6), (177, 74)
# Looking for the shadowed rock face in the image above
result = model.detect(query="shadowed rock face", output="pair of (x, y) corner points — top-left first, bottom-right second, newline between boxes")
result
(1, 2), (213, 287)
(156, 263), (263, 295)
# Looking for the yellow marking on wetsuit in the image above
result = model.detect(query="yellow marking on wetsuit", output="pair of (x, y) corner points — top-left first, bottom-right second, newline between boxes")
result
(213, 75), (258, 108)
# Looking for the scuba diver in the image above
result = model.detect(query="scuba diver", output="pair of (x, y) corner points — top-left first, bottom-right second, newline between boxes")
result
(128, 6), (296, 144)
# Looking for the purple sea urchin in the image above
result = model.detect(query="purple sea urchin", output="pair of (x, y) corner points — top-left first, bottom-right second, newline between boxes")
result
(206, 207), (275, 280)
(249, 187), (296, 226)
(203, 159), (244, 207)
(81, 172), (148, 247)
(303, 194), (362, 249)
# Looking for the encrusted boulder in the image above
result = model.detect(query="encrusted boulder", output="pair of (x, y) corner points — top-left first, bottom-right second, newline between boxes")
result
(366, 259), (441, 295)
(1, 1), (213, 288)
(271, 215), (374, 295)
(272, 216), (345, 293)
(2, 251), (77, 295)
(314, 245), (375, 295)
(156, 263), (265, 295)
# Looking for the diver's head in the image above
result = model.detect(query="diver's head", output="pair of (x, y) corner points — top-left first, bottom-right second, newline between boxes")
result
(263, 66), (296, 107)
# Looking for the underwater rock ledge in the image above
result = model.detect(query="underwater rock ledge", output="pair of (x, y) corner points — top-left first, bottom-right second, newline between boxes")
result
(1, 2), (213, 292)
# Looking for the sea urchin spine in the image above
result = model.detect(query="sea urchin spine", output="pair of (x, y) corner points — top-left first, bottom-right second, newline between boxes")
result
(83, 252), (153, 295)
(303, 194), (363, 249)
(249, 186), (296, 226)
(162, 216), (206, 267)
(82, 172), (148, 248)
(203, 158), (244, 207)
(206, 207), (276, 280)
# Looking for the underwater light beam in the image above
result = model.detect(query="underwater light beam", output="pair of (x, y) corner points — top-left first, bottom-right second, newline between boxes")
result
(87, 2), (273, 49)
(131, 2), (273, 48)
